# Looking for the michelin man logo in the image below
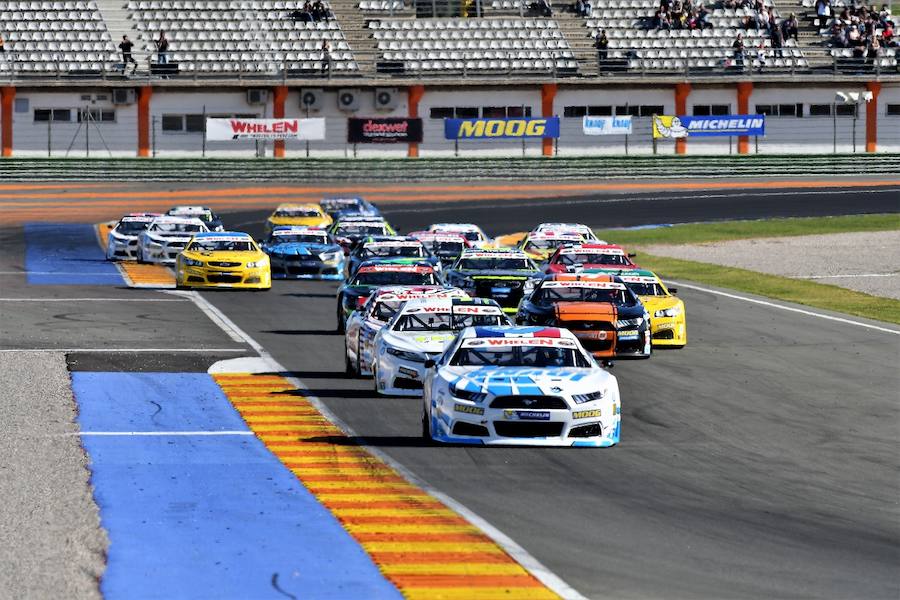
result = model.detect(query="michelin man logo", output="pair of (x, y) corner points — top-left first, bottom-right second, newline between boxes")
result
(654, 115), (688, 138)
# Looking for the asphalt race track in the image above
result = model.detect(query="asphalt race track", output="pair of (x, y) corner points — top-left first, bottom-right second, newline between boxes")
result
(3, 182), (899, 599)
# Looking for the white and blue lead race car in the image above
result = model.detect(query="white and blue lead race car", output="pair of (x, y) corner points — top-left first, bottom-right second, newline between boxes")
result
(422, 326), (621, 447)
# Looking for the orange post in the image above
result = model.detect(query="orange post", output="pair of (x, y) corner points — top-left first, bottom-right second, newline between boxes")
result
(674, 83), (690, 155)
(736, 81), (753, 155)
(1, 86), (15, 157)
(272, 85), (288, 159)
(407, 84), (425, 158)
(541, 83), (557, 157)
(865, 81), (881, 153)
(137, 86), (152, 158)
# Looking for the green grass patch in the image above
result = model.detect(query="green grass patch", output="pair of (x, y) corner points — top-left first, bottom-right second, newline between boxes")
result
(596, 213), (900, 246)
(637, 253), (900, 325)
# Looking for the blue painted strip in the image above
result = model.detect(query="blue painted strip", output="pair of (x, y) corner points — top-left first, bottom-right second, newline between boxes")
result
(73, 372), (402, 600)
(25, 223), (124, 285)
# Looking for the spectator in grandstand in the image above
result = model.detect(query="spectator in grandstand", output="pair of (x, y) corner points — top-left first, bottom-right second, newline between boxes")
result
(830, 22), (847, 46)
(866, 34), (882, 65)
(533, 0), (553, 16)
(882, 23), (895, 46)
(0, 33), (5, 54)
(119, 35), (137, 74)
(697, 5), (712, 29)
(320, 39), (331, 74)
(575, 0), (590, 17)
(732, 32), (746, 69)
(816, 0), (831, 20)
(754, 7), (769, 31)
(155, 31), (169, 64)
(311, 0), (329, 21)
(595, 30), (609, 72)
(771, 23), (784, 57)
(879, 4), (894, 27)
(290, 2), (314, 21)
(754, 40), (767, 70)
(781, 13), (798, 41)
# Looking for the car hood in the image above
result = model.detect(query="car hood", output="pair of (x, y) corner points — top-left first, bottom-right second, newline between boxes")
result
(639, 295), (681, 313)
(443, 366), (613, 395)
(268, 216), (330, 228)
(451, 269), (539, 279)
(181, 250), (265, 262)
(383, 331), (457, 353)
(144, 231), (197, 241)
(266, 243), (339, 256)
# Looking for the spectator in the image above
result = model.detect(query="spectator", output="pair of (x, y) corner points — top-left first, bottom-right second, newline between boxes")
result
(118, 35), (137, 74)
(865, 33), (881, 65)
(311, 0), (328, 21)
(697, 5), (712, 29)
(771, 23), (784, 58)
(732, 32), (745, 69)
(0, 33), (5, 53)
(575, 0), (591, 16)
(781, 13), (798, 41)
(534, 0), (553, 16)
(320, 39), (331, 74)
(755, 40), (767, 71)
(155, 31), (169, 64)
(882, 24), (894, 46)
(816, 0), (831, 20)
(595, 30), (609, 72)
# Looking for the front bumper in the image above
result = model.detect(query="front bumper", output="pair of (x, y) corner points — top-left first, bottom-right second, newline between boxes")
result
(375, 354), (432, 396)
(429, 398), (620, 447)
(177, 266), (271, 289)
(567, 327), (651, 359)
(142, 241), (188, 264)
(107, 238), (139, 260)
(271, 256), (345, 280)
(650, 317), (687, 347)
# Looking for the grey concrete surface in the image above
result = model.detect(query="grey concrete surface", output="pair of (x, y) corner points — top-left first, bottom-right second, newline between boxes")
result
(0, 352), (107, 600)
(644, 230), (900, 300)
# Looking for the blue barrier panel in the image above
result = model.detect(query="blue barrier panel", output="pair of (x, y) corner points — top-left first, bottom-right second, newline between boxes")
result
(73, 372), (401, 600)
(24, 223), (125, 285)
(444, 117), (561, 140)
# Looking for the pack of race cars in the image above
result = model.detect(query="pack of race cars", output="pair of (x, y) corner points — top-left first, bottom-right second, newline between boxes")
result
(105, 197), (686, 447)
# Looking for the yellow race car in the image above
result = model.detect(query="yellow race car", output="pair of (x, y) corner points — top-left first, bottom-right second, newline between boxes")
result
(175, 232), (271, 290)
(516, 231), (586, 263)
(265, 203), (332, 235)
(617, 269), (686, 348)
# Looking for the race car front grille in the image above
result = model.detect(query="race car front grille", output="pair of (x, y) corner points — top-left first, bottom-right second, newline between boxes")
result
(207, 274), (243, 284)
(568, 423), (603, 438)
(562, 320), (615, 331)
(452, 422), (489, 437)
(652, 329), (675, 340)
(473, 279), (526, 308)
(579, 338), (614, 352)
(167, 242), (187, 249)
(208, 261), (241, 268)
(490, 395), (567, 410)
(493, 422), (564, 438)
(393, 377), (423, 390)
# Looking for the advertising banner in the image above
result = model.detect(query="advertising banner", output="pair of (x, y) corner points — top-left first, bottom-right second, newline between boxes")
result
(206, 118), (325, 141)
(652, 115), (765, 138)
(347, 117), (423, 143)
(582, 115), (632, 136)
(444, 117), (561, 140)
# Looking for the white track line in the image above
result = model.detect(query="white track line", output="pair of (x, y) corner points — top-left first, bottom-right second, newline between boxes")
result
(796, 273), (897, 279)
(193, 294), (587, 600)
(0, 348), (247, 353)
(668, 280), (900, 335)
(164, 290), (253, 346)
(76, 431), (253, 436)
(0, 298), (187, 302)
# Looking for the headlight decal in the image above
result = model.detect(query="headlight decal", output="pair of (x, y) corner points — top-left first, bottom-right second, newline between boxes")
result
(614, 317), (644, 329)
(654, 306), (682, 318)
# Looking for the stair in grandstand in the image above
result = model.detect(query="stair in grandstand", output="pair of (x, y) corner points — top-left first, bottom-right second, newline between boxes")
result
(96, 0), (136, 49)
(329, 0), (391, 77)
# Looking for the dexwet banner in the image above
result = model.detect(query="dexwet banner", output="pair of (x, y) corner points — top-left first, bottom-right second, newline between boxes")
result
(347, 117), (423, 143)
(651, 115), (766, 138)
(444, 117), (561, 140)
(206, 118), (326, 141)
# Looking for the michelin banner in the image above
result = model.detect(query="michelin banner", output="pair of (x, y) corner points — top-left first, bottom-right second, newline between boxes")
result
(206, 118), (326, 141)
(582, 115), (632, 135)
(444, 117), (560, 140)
(652, 115), (766, 138)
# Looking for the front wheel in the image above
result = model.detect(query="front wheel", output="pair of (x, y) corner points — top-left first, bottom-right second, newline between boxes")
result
(336, 299), (345, 334)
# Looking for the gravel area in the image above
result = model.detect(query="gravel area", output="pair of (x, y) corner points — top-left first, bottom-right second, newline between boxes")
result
(0, 352), (107, 600)
(644, 230), (900, 300)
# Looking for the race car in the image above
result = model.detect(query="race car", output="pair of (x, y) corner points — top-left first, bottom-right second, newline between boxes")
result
(137, 216), (209, 265)
(616, 269), (686, 348)
(346, 236), (439, 278)
(516, 274), (650, 360)
(408, 231), (471, 268)
(422, 326), (621, 447)
(105, 213), (160, 260)
(531, 222), (600, 241)
(174, 231), (271, 290)
(328, 216), (397, 253)
(336, 262), (442, 332)
(260, 226), (345, 280)
(166, 205), (225, 232)
(443, 248), (543, 315)
(428, 223), (493, 249)
(320, 197), (380, 221)
(517, 231), (587, 264)
(373, 297), (510, 396)
(544, 243), (639, 274)
(265, 203), (332, 235)
(345, 286), (468, 377)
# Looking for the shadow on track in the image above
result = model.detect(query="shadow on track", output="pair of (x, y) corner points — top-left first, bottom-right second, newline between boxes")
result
(261, 329), (340, 336)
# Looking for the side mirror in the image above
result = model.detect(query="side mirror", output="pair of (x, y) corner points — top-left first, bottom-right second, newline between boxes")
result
(627, 252), (637, 258)
(668, 287), (677, 294)
(423, 359), (436, 369)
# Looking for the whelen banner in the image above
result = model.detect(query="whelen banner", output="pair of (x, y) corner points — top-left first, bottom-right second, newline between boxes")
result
(347, 118), (423, 143)
(206, 118), (326, 141)
(652, 115), (766, 138)
(444, 117), (561, 140)
(582, 115), (632, 135)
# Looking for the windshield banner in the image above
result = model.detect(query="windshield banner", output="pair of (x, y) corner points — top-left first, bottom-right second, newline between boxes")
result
(582, 115), (632, 135)
(206, 118), (325, 141)
(652, 115), (766, 138)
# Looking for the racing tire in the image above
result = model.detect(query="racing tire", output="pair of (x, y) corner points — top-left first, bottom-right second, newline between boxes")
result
(336, 299), (345, 334)
(372, 365), (380, 395)
(136, 248), (146, 264)
(421, 409), (434, 444)
(344, 344), (355, 377)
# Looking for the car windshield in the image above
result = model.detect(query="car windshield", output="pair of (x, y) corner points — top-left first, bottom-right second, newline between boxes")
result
(393, 312), (506, 332)
(187, 239), (256, 252)
(115, 221), (151, 234)
(558, 252), (630, 266)
(458, 258), (532, 271)
(270, 234), (328, 244)
(322, 200), (358, 211)
(353, 272), (437, 286)
(274, 209), (321, 218)
(534, 286), (634, 305)
(624, 281), (666, 296)
(150, 222), (205, 233)
(371, 300), (405, 322)
(450, 346), (590, 368)
(338, 224), (387, 236)
(524, 239), (561, 251)
(431, 241), (465, 255)
(361, 245), (424, 259)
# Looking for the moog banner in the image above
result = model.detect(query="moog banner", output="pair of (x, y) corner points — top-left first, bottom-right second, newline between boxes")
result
(582, 115), (632, 135)
(347, 118), (423, 143)
(206, 118), (326, 141)
(652, 115), (766, 138)
(444, 117), (560, 140)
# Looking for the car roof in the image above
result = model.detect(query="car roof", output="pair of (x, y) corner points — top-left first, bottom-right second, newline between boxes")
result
(430, 223), (483, 232)
(399, 296), (502, 313)
(271, 226), (328, 234)
(150, 216), (206, 225)
(167, 205), (212, 214)
(460, 248), (528, 258)
(274, 203), (322, 211)
(356, 263), (435, 274)
(192, 231), (253, 239)
(458, 326), (579, 344)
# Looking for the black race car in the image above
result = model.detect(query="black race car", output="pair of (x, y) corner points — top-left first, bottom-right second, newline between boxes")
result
(443, 249), (543, 315)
